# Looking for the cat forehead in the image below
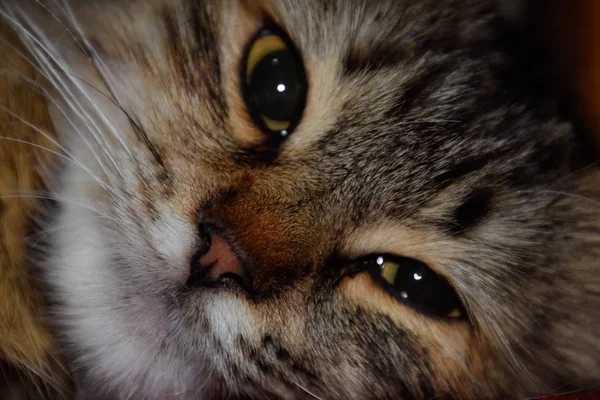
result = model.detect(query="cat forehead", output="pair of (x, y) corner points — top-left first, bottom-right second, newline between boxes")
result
(65, 0), (556, 222)
(74, 0), (547, 214)
(79, 0), (511, 147)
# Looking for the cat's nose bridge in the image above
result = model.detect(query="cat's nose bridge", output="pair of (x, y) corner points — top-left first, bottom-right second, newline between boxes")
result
(196, 185), (329, 295)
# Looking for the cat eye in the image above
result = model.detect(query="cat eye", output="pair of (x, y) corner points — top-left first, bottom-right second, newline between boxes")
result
(242, 28), (307, 138)
(360, 255), (466, 320)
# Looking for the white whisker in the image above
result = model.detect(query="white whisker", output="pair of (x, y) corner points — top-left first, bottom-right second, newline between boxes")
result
(1, 8), (124, 166)
(0, 9), (123, 180)
(28, 215), (112, 248)
(0, 104), (113, 191)
(1, 192), (112, 219)
(34, 0), (90, 61)
(0, 135), (77, 166)
(293, 381), (325, 400)
(12, 5), (135, 161)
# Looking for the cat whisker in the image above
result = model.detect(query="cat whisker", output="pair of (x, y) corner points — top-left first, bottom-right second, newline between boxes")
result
(188, 366), (214, 398)
(0, 191), (138, 237)
(0, 36), (113, 176)
(3, 4), (161, 204)
(63, 64), (162, 193)
(0, 191), (104, 213)
(28, 215), (114, 249)
(31, 84), (154, 206)
(33, 0), (89, 62)
(560, 160), (600, 182)
(0, 135), (77, 168)
(0, 104), (114, 191)
(293, 381), (325, 400)
(11, 5), (136, 163)
(57, 0), (163, 189)
(1, 7), (131, 181)
(0, 133), (120, 205)
(509, 187), (600, 208)
(24, 41), (123, 177)
(535, 190), (600, 207)
(0, 12), (124, 183)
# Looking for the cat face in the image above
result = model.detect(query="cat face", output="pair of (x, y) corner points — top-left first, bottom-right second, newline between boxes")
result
(3, 0), (599, 398)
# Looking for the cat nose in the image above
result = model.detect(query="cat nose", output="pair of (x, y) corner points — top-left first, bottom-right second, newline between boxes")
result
(200, 234), (245, 280)
(187, 224), (246, 287)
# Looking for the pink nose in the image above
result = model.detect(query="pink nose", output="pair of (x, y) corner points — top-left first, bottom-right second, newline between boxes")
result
(199, 234), (244, 282)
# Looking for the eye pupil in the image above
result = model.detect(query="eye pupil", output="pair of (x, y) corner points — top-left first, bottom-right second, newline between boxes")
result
(364, 255), (466, 320)
(243, 29), (307, 137)
(248, 50), (301, 122)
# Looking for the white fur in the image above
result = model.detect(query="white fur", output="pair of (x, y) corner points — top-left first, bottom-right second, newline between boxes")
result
(9, 4), (247, 394)
(49, 161), (199, 398)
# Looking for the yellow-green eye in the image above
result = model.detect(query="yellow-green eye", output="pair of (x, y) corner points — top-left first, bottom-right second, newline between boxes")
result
(365, 256), (465, 320)
(243, 28), (307, 138)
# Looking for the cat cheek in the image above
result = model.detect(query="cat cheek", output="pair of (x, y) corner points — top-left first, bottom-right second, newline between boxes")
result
(338, 274), (487, 395)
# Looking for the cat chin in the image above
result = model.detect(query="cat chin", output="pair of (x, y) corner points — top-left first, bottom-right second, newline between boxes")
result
(44, 161), (210, 399)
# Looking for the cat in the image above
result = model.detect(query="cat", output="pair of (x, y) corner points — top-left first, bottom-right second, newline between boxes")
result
(0, 0), (599, 398)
